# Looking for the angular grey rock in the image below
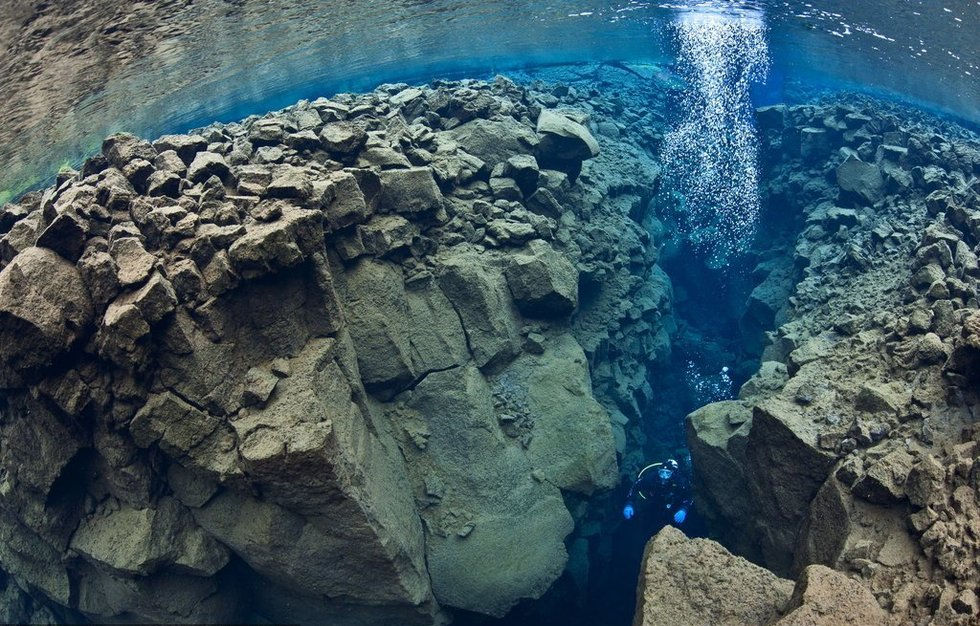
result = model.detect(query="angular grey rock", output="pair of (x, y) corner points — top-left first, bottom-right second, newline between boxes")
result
(70, 497), (229, 577)
(486, 219), (536, 246)
(504, 240), (578, 317)
(266, 168), (312, 199)
(198, 337), (434, 609)
(130, 391), (237, 478)
(438, 251), (521, 370)
(319, 122), (368, 157)
(448, 117), (538, 168)
(358, 215), (417, 256)
(852, 448), (915, 504)
(146, 169), (181, 197)
(489, 176), (523, 202)
(688, 397), (837, 572)
(77, 245), (120, 310)
(187, 152), (232, 184)
(837, 156), (884, 206)
(341, 259), (467, 396)
(500, 334), (617, 494)
(358, 146), (412, 169)
(152, 134), (209, 164)
(0, 211), (42, 262)
(378, 167), (442, 215)
(96, 302), (150, 369)
(285, 130), (321, 151)
(122, 158), (155, 191)
(686, 401), (756, 555)
(321, 170), (370, 231)
(503, 154), (540, 194)
(227, 206), (323, 279)
(109, 236), (156, 287)
(154, 149), (187, 175)
(240, 365), (279, 407)
(800, 127), (830, 162)
(0, 247), (93, 383)
(777, 565), (887, 625)
(35, 211), (87, 261)
(535, 109), (600, 162)
(401, 365), (573, 617)
(119, 271), (178, 325)
(103, 133), (158, 169)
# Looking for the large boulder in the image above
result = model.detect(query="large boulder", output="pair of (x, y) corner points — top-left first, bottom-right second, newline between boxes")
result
(687, 397), (837, 573)
(437, 251), (521, 370)
(837, 156), (884, 206)
(498, 334), (617, 494)
(197, 337), (435, 613)
(743, 399), (838, 573)
(633, 526), (794, 626)
(686, 401), (757, 558)
(0, 247), (93, 384)
(340, 259), (468, 397)
(536, 109), (600, 163)
(448, 118), (539, 169)
(504, 239), (578, 317)
(397, 365), (574, 617)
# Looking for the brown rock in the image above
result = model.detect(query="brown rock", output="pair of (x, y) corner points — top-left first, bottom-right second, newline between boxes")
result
(776, 565), (887, 625)
(633, 526), (793, 626)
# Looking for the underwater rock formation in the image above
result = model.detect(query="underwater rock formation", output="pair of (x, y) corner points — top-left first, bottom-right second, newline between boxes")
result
(634, 526), (886, 626)
(687, 100), (980, 624)
(0, 74), (672, 624)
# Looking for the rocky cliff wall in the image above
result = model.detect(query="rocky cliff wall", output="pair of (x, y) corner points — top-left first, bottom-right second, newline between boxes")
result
(688, 98), (980, 624)
(0, 72), (673, 624)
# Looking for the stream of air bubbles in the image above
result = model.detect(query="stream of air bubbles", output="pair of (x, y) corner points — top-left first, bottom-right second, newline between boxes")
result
(661, 6), (770, 267)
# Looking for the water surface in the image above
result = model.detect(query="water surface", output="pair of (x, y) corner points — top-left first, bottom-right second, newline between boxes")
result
(0, 0), (976, 201)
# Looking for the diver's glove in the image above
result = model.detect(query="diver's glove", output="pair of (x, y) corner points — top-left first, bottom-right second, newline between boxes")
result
(672, 507), (688, 524)
(623, 501), (636, 520)
(672, 499), (693, 525)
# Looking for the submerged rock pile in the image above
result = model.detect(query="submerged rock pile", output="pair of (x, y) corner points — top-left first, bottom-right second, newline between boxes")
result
(0, 74), (670, 624)
(687, 99), (980, 624)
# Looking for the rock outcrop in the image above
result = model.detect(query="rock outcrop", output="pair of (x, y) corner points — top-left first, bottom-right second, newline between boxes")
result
(690, 98), (980, 625)
(0, 73), (674, 624)
(634, 527), (885, 626)
(634, 526), (794, 626)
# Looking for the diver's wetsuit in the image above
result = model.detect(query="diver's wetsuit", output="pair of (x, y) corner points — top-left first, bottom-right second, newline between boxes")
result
(623, 459), (692, 526)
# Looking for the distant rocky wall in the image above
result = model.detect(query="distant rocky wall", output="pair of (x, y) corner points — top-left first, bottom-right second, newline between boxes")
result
(688, 98), (980, 624)
(0, 71), (673, 624)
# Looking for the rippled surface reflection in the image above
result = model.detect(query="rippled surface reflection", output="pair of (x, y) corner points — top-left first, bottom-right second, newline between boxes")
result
(0, 0), (976, 200)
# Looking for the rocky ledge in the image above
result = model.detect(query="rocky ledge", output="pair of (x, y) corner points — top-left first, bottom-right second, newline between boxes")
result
(0, 73), (671, 624)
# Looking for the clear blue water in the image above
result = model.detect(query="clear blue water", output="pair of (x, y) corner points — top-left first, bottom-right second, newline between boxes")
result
(0, 0), (977, 200)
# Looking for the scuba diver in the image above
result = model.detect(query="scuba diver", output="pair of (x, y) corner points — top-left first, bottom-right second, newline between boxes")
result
(622, 457), (693, 526)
